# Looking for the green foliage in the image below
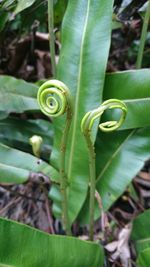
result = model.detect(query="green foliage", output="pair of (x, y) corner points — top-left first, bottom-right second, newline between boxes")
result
(0, 0), (150, 265)
(0, 0), (68, 34)
(132, 210), (150, 266)
(0, 118), (53, 159)
(51, 0), (114, 224)
(0, 217), (104, 267)
(14, 0), (36, 14)
(0, 143), (51, 184)
(132, 209), (150, 252)
(137, 248), (150, 267)
(0, 76), (38, 118)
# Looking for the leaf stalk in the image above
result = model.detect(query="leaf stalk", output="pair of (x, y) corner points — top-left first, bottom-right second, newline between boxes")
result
(48, 0), (56, 76)
(37, 80), (72, 235)
(136, 0), (150, 69)
(81, 99), (127, 241)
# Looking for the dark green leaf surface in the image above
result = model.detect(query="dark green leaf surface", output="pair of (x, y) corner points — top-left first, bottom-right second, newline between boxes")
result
(79, 127), (150, 223)
(96, 127), (150, 217)
(78, 69), (150, 223)
(136, 248), (150, 267)
(132, 209), (150, 253)
(0, 118), (53, 159)
(104, 69), (150, 129)
(0, 76), (38, 117)
(51, 0), (114, 223)
(0, 143), (51, 184)
(0, 217), (104, 267)
(54, 0), (68, 25)
(14, 0), (36, 14)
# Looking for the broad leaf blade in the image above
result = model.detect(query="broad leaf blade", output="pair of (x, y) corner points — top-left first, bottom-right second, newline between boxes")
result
(103, 69), (150, 129)
(0, 118), (53, 160)
(137, 248), (150, 267)
(132, 210), (150, 266)
(132, 209), (150, 253)
(0, 76), (38, 117)
(0, 143), (51, 184)
(51, 0), (114, 223)
(0, 217), (104, 267)
(14, 0), (36, 14)
(96, 127), (150, 217)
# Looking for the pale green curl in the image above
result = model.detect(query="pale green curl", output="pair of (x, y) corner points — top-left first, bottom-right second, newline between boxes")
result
(37, 79), (72, 236)
(37, 79), (72, 118)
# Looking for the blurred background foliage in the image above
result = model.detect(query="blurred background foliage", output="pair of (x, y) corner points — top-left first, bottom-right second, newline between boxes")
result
(0, 0), (149, 82)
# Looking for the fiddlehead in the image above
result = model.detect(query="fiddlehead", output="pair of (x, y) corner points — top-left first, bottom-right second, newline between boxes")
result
(37, 79), (72, 118)
(81, 99), (127, 241)
(37, 79), (72, 235)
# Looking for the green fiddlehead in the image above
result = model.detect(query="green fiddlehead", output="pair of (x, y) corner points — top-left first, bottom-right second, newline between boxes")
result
(81, 99), (127, 241)
(37, 79), (72, 235)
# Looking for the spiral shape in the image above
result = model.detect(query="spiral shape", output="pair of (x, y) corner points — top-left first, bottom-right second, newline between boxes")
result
(81, 99), (127, 134)
(37, 79), (72, 117)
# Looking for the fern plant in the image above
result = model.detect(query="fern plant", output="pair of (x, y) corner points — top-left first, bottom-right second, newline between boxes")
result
(0, 0), (150, 266)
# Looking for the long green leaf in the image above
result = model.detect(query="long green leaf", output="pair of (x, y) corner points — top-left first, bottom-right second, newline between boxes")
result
(0, 76), (38, 118)
(137, 248), (150, 267)
(0, 217), (104, 267)
(78, 127), (150, 223)
(14, 0), (36, 14)
(103, 69), (150, 129)
(132, 209), (150, 253)
(0, 143), (51, 184)
(51, 0), (114, 224)
(132, 210), (150, 266)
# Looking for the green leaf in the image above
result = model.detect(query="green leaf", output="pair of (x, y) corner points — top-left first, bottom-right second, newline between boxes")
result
(14, 0), (36, 14)
(78, 127), (150, 224)
(0, 143), (51, 184)
(0, 76), (38, 117)
(132, 209), (150, 253)
(0, 10), (9, 32)
(104, 69), (150, 129)
(54, 0), (68, 25)
(77, 70), (150, 223)
(132, 210), (150, 266)
(51, 0), (114, 224)
(137, 248), (150, 267)
(0, 118), (53, 159)
(0, 217), (104, 267)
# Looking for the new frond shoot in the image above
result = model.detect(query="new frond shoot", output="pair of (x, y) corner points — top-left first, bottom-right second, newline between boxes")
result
(81, 99), (127, 240)
(37, 79), (72, 235)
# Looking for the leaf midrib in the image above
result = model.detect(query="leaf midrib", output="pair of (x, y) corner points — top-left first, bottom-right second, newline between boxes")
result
(0, 162), (29, 172)
(125, 97), (150, 103)
(137, 237), (150, 244)
(0, 264), (15, 267)
(67, 0), (90, 179)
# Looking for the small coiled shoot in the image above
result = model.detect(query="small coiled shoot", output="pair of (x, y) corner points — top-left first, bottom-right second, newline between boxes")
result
(81, 99), (127, 241)
(37, 79), (72, 235)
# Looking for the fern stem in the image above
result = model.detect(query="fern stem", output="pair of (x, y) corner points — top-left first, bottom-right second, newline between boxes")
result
(81, 99), (127, 241)
(37, 80), (72, 235)
(48, 0), (56, 76)
(84, 133), (96, 241)
(60, 111), (72, 235)
(136, 0), (150, 69)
